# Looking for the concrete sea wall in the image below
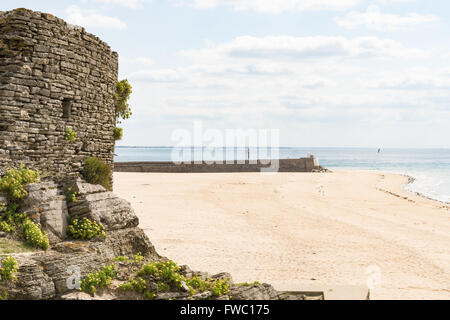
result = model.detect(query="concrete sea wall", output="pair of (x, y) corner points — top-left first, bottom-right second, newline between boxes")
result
(114, 156), (320, 173)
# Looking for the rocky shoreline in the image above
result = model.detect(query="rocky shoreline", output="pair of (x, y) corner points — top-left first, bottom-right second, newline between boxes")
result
(0, 178), (319, 300)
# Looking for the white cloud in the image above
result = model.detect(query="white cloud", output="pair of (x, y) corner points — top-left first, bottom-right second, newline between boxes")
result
(177, 0), (362, 13)
(118, 34), (450, 147)
(66, 5), (127, 30)
(128, 69), (186, 82)
(96, 0), (143, 9)
(335, 5), (439, 32)
(376, 0), (414, 4)
(365, 67), (450, 90)
(180, 35), (428, 62)
(81, 0), (146, 9)
(120, 56), (155, 66)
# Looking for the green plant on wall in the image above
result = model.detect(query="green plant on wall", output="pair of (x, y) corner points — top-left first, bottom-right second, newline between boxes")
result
(0, 256), (18, 281)
(67, 217), (106, 240)
(80, 264), (117, 295)
(65, 188), (79, 203)
(21, 218), (50, 250)
(0, 166), (49, 251)
(0, 164), (40, 201)
(118, 260), (230, 299)
(65, 126), (77, 142)
(0, 256), (19, 300)
(0, 205), (49, 251)
(81, 157), (112, 191)
(114, 79), (132, 141)
(113, 127), (123, 141)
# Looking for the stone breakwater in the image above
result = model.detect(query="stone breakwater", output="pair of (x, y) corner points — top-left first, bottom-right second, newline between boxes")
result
(0, 8), (117, 178)
(114, 157), (323, 173)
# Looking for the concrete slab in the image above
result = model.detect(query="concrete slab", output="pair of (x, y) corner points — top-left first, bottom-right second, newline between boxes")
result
(273, 282), (370, 300)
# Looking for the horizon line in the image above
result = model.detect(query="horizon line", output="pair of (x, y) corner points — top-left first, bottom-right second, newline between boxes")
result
(115, 146), (450, 150)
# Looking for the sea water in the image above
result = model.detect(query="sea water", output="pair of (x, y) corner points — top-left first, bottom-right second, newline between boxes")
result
(114, 147), (450, 203)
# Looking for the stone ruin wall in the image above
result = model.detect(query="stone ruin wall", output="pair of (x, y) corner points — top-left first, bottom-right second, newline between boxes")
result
(0, 8), (118, 178)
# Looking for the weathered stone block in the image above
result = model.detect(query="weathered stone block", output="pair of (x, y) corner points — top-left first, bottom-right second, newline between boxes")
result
(68, 191), (139, 231)
(230, 283), (280, 300)
(21, 182), (69, 243)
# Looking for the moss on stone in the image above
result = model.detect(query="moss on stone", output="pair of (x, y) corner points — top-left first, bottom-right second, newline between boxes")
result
(0, 238), (37, 254)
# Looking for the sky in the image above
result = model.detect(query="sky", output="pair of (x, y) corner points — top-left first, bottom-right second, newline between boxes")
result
(2, 0), (450, 148)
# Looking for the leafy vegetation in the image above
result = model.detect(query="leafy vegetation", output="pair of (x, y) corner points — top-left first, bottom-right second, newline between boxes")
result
(236, 281), (261, 286)
(114, 79), (132, 141)
(79, 257), (232, 300)
(67, 217), (106, 240)
(114, 256), (130, 263)
(185, 276), (208, 292)
(81, 157), (112, 191)
(113, 127), (123, 141)
(0, 167), (49, 251)
(210, 279), (229, 297)
(0, 221), (14, 234)
(114, 252), (144, 264)
(65, 126), (77, 143)
(0, 165), (40, 201)
(21, 219), (50, 250)
(65, 187), (79, 203)
(0, 255), (18, 300)
(114, 80), (132, 123)
(137, 260), (189, 293)
(133, 252), (144, 263)
(0, 204), (49, 251)
(123, 277), (147, 292)
(0, 256), (18, 281)
(133, 260), (230, 298)
(80, 264), (117, 295)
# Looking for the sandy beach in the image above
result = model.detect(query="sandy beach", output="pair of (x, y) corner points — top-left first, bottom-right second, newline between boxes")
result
(114, 170), (450, 300)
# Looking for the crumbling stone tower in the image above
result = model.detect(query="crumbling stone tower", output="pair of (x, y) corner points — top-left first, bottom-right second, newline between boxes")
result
(0, 8), (118, 177)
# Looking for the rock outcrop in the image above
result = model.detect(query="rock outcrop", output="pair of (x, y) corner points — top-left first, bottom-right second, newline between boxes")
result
(4, 227), (156, 300)
(20, 181), (68, 244)
(66, 179), (139, 231)
(12, 178), (138, 245)
(1, 178), (320, 300)
(1, 177), (158, 299)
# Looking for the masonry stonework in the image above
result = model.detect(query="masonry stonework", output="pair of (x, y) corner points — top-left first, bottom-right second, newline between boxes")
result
(0, 8), (118, 178)
(114, 156), (321, 173)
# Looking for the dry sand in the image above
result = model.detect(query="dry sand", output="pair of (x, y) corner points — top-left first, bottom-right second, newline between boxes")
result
(114, 170), (450, 300)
